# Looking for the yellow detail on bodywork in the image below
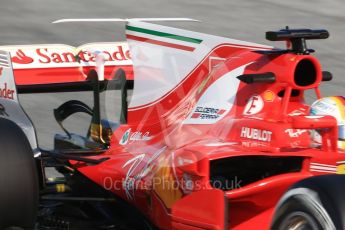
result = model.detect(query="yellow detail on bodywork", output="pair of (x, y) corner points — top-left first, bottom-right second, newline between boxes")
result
(153, 157), (183, 208)
(337, 164), (345, 174)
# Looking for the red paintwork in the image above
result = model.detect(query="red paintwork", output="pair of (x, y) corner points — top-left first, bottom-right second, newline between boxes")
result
(75, 45), (345, 230)
(19, 41), (345, 229)
(13, 65), (133, 84)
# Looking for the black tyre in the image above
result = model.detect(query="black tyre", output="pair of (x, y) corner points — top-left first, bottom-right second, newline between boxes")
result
(0, 118), (39, 229)
(271, 175), (345, 230)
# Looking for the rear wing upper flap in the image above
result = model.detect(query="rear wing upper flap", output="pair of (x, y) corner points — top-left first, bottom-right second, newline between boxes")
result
(0, 42), (133, 86)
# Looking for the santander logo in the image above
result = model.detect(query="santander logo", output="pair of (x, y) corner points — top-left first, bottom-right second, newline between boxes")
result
(12, 49), (34, 64)
(2, 43), (131, 69)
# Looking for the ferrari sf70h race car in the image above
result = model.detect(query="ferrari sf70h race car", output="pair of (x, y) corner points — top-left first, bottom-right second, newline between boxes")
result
(0, 19), (345, 230)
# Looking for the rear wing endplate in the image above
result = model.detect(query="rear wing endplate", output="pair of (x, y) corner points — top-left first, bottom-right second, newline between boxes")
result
(0, 50), (38, 154)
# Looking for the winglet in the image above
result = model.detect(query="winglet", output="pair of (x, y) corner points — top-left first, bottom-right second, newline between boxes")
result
(52, 18), (199, 24)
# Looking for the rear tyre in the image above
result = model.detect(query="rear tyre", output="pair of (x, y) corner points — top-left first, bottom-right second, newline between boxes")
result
(271, 175), (345, 230)
(0, 118), (38, 229)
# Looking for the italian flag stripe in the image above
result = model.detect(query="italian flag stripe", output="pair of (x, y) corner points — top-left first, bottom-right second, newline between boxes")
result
(126, 25), (203, 44)
(126, 34), (196, 52)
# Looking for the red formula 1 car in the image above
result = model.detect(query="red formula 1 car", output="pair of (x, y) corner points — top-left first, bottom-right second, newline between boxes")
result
(0, 20), (345, 230)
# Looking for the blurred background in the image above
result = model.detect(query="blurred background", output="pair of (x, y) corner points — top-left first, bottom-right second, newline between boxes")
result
(0, 0), (344, 147)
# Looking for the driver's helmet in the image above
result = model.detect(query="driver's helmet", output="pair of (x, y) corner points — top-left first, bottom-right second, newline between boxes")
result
(310, 96), (345, 149)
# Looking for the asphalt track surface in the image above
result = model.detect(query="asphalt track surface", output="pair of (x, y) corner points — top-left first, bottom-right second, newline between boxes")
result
(1, 0), (345, 148)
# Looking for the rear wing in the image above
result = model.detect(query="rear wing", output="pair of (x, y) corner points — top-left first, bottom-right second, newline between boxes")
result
(0, 42), (133, 85)
(0, 50), (131, 154)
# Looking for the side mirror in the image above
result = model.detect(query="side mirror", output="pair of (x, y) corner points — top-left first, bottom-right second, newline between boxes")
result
(291, 115), (338, 152)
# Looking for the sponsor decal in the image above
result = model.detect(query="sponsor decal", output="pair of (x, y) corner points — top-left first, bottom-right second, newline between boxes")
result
(242, 141), (269, 148)
(263, 90), (275, 102)
(243, 95), (264, 115)
(184, 64), (248, 125)
(0, 103), (8, 117)
(119, 128), (152, 145)
(190, 106), (226, 120)
(130, 131), (152, 141)
(122, 146), (167, 200)
(34, 47), (129, 64)
(0, 83), (15, 100)
(0, 43), (131, 69)
(122, 153), (146, 199)
(240, 127), (272, 142)
(12, 49), (34, 64)
(285, 129), (307, 138)
(119, 128), (131, 145)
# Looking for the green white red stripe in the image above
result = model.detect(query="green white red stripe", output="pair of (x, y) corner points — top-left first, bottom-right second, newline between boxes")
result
(126, 25), (203, 52)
